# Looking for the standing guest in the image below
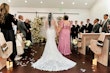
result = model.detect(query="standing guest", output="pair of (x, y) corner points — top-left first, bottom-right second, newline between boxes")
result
(70, 21), (74, 38)
(79, 21), (85, 33)
(24, 19), (32, 41)
(102, 14), (110, 33)
(99, 19), (103, 33)
(85, 19), (93, 33)
(17, 15), (28, 38)
(0, 3), (17, 62)
(71, 20), (80, 39)
(92, 18), (101, 33)
(32, 13), (76, 71)
(58, 15), (71, 55)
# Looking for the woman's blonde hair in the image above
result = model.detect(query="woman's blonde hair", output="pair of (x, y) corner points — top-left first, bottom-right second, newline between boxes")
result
(0, 3), (9, 24)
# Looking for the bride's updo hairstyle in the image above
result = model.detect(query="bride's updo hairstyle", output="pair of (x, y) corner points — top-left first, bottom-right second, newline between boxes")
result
(48, 13), (52, 27)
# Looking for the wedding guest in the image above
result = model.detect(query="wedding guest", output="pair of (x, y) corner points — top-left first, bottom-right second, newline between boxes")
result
(79, 21), (85, 33)
(0, 3), (17, 62)
(85, 19), (93, 33)
(15, 29), (24, 60)
(71, 20), (80, 39)
(17, 15), (28, 38)
(102, 14), (110, 33)
(92, 18), (101, 33)
(58, 15), (71, 55)
(70, 21), (74, 38)
(99, 19), (103, 33)
(24, 19), (32, 41)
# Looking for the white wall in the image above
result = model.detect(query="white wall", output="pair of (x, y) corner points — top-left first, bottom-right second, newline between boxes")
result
(10, 7), (89, 24)
(90, 0), (110, 22)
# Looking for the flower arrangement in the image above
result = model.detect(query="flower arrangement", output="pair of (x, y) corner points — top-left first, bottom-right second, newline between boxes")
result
(30, 17), (45, 43)
(72, 39), (78, 45)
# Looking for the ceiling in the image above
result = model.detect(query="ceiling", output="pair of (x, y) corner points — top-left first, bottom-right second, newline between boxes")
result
(0, 0), (97, 9)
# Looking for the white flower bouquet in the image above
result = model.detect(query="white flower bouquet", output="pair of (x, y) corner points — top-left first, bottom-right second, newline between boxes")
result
(72, 39), (78, 45)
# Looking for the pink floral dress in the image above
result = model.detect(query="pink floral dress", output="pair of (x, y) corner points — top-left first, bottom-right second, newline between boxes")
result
(58, 21), (71, 55)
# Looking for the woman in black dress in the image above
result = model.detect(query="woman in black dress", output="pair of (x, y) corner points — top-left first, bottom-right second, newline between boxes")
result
(0, 3), (17, 62)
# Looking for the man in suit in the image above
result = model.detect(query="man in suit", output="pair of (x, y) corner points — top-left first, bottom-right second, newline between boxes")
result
(70, 21), (74, 39)
(79, 21), (85, 33)
(92, 18), (101, 33)
(24, 19), (32, 41)
(102, 14), (110, 33)
(17, 15), (28, 38)
(85, 19), (93, 33)
(71, 20), (80, 39)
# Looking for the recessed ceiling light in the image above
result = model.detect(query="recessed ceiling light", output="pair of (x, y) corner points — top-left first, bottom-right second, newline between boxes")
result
(40, 1), (43, 4)
(25, 0), (28, 3)
(72, 2), (75, 5)
(85, 3), (88, 5)
(8, 0), (11, 3)
(61, 1), (64, 5)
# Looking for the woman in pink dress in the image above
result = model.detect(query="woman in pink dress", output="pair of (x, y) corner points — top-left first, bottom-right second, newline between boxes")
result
(58, 15), (71, 55)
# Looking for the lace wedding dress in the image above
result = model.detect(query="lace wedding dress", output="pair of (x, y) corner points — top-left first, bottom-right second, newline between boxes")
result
(32, 23), (76, 71)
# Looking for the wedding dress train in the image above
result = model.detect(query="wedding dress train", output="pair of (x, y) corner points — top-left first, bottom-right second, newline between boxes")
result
(32, 24), (76, 71)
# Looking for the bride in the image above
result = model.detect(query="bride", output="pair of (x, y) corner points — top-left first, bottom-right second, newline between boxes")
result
(32, 13), (76, 71)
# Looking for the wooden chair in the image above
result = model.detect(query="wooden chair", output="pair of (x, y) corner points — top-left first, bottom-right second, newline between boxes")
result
(89, 33), (110, 66)
(89, 34), (105, 55)
(0, 32), (12, 70)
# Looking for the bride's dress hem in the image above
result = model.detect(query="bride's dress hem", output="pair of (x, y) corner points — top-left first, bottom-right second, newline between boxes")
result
(32, 66), (75, 72)
(32, 62), (76, 71)
(31, 24), (76, 71)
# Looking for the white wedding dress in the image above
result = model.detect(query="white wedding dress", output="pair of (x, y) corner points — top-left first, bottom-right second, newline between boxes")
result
(32, 23), (76, 71)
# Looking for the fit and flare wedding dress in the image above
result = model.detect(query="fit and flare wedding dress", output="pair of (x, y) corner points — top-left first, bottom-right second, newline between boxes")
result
(32, 21), (76, 71)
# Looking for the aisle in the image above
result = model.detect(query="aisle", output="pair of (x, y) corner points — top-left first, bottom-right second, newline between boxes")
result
(1, 43), (110, 73)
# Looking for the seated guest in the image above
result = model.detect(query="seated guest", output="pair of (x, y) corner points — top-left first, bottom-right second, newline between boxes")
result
(71, 20), (80, 39)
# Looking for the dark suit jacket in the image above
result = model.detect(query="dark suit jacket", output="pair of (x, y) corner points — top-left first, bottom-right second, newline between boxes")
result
(79, 25), (85, 33)
(92, 23), (101, 33)
(85, 23), (93, 33)
(0, 13), (17, 58)
(102, 19), (110, 33)
(71, 25), (80, 38)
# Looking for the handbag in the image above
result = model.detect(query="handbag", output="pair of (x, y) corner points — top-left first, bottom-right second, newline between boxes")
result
(1, 43), (8, 52)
